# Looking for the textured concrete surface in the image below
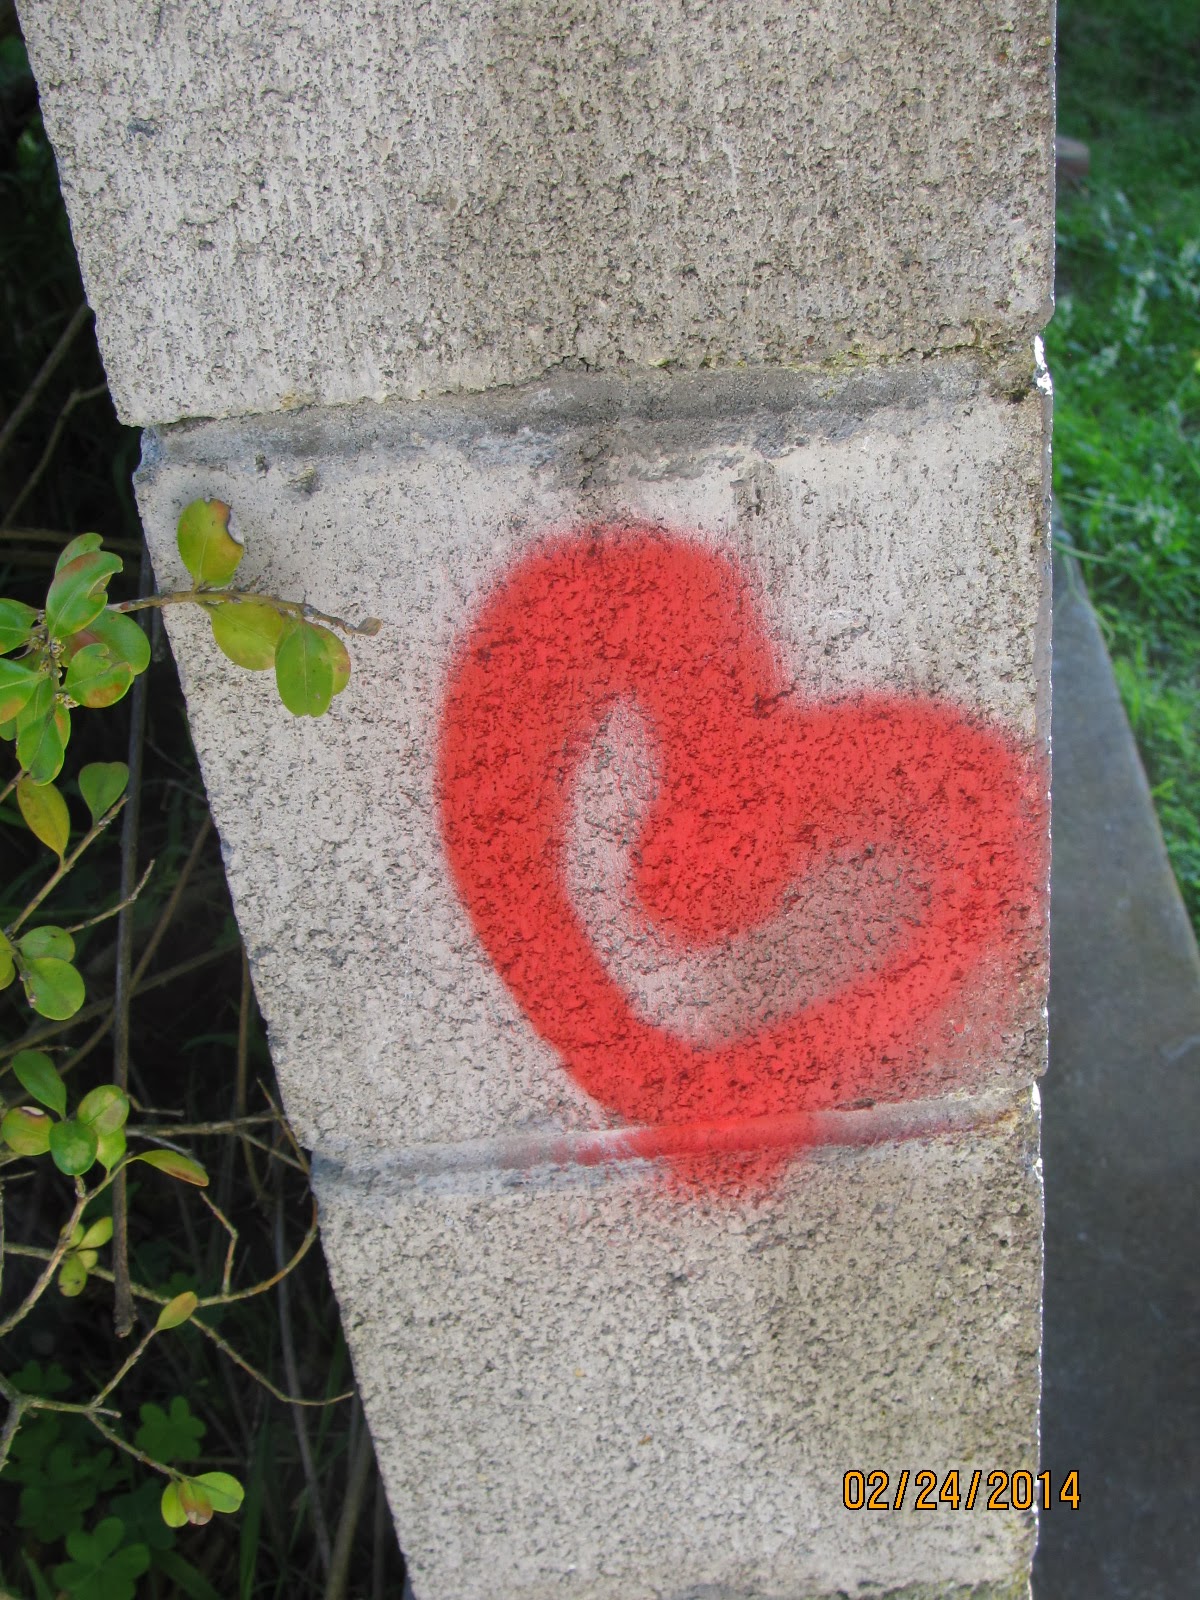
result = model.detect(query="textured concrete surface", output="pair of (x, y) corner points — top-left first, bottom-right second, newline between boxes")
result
(317, 1095), (1043, 1600)
(126, 359), (1051, 1597)
(1034, 558), (1200, 1599)
(20, 0), (1053, 425)
(132, 360), (1051, 1159)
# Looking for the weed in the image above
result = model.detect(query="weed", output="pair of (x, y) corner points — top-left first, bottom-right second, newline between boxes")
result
(1050, 0), (1200, 925)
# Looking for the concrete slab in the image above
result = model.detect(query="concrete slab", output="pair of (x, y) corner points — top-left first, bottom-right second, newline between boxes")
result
(1034, 557), (1200, 1598)
(131, 360), (1051, 1159)
(19, 0), (1053, 425)
(317, 1094), (1043, 1600)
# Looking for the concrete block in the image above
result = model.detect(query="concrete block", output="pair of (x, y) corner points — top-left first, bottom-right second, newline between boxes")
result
(21, 0), (1053, 425)
(132, 359), (1050, 1160)
(315, 1095), (1043, 1599)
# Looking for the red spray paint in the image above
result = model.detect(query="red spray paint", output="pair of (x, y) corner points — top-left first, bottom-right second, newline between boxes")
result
(436, 524), (1043, 1151)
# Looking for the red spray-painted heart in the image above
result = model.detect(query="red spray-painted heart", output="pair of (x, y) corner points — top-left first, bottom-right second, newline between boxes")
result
(436, 525), (1044, 1134)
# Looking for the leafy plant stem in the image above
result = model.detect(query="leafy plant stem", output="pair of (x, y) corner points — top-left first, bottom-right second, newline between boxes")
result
(111, 548), (151, 1338)
(7, 799), (127, 937)
(90, 1321), (158, 1407)
(111, 588), (382, 638)
(0, 1177), (86, 1338)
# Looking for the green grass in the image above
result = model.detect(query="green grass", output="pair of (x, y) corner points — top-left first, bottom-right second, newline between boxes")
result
(1051, 0), (1200, 926)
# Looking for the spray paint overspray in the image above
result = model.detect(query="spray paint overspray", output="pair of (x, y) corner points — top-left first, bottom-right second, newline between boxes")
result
(437, 524), (1044, 1171)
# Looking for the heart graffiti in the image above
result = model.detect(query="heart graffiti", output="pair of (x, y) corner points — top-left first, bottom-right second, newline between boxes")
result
(436, 525), (1044, 1140)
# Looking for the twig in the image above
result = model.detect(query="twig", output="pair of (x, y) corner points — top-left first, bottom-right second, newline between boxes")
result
(2, 1242), (350, 1408)
(62, 857), (155, 934)
(85, 1413), (175, 1479)
(1, 943), (234, 1078)
(2, 383), (110, 528)
(0, 1386), (27, 1477)
(192, 1315), (353, 1409)
(7, 797), (127, 935)
(372, 1475), (388, 1600)
(198, 1189), (238, 1297)
(236, 942), (269, 1204)
(90, 1318), (157, 1406)
(0, 303), (91, 463)
(111, 545), (152, 1338)
(130, 1113), (282, 1137)
(112, 588), (383, 638)
(1, 526), (142, 554)
(275, 1177), (333, 1577)
(325, 1399), (376, 1600)
(0, 1178), (86, 1338)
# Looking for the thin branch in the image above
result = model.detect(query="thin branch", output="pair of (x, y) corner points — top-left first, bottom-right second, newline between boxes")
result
(2, 1244), (350, 1408)
(3, 944), (234, 1079)
(1, 526), (142, 554)
(130, 1113), (282, 1137)
(90, 1320), (157, 1406)
(7, 797), (127, 935)
(127, 811), (214, 990)
(325, 1399), (376, 1600)
(198, 1189), (238, 1297)
(0, 1179), (86, 1338)
(195, 1193), (320, 1307)
(112, 588), (383, 638)
(85, 1412), (176, 1479)
(112, 545), (151, 1338)
(276, 1178), (332, 1577)
(2, 383), (110, 528)
(192, 1315), (354, 1409)
(0, 303), (91, 463)
(0, 1387), (27, 1477)
(62, 857), (155, 934)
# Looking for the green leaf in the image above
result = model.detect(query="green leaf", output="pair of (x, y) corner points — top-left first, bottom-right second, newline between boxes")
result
(17, 679), (67, 786)
(12, 1048), (67, 1115)
(55, 533), (104, 572)
(49, 1116), (98, 1175)
(178, 1480), (214, 1525)
(160, 1481), (187, 1529)
(193, 1472), (244, 1515)
(22, 956), (85, 1019)
(63, 643), (134, 709)
(0, 596), (38, 654)
(77, 1083), (130, 1135)
(68, 608), (151, 676)
(57, 1253), (88, 1297)
(53, 1516), (150, 1600)
(208, 597), (285, 670)
(1, 1103), (53, 1156)
(0, 656), (44, 722)
(78, 761), (129, 823)
(79, 1214), (114, 1250)
(17, 775), (70, 856)
(0, 931), (13, 990)
(95, 1126), (127, 1173)
(176, 499), (242, 586)
(0, 714), (18, 741)
(134, 1148), (209, 1186)
(44, 550), (124, 641)
(16, 672), (53, 732)
(156, 1290), (199, 1331)
(137, 1397), (206, 1465)
(18, 925), (75, 962)
(274, 621), (349, 717)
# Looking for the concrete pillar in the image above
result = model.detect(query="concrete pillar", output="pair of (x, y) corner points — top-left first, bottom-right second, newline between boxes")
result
(21, 3), (1054, 1595)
